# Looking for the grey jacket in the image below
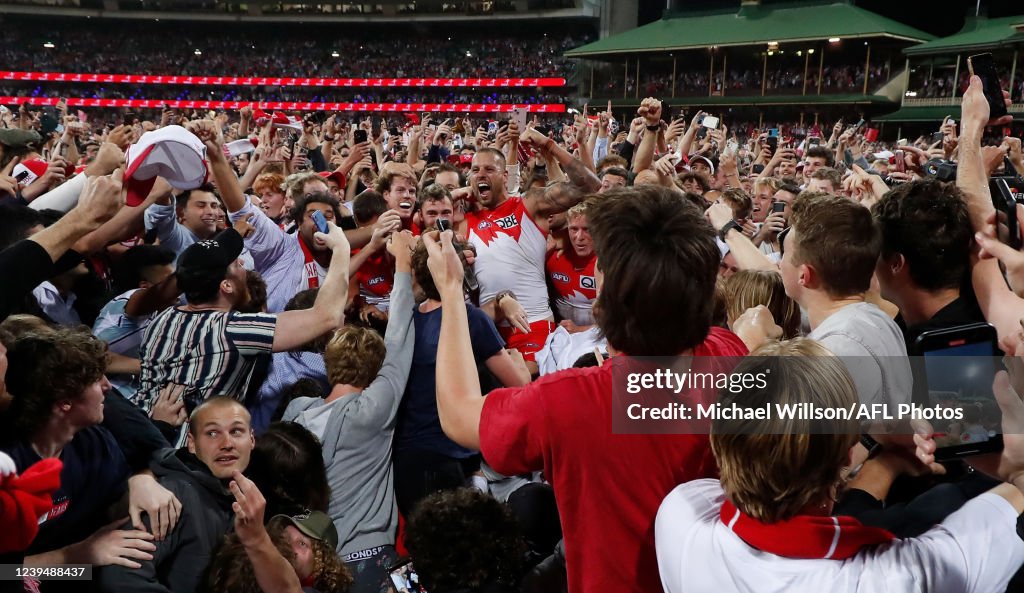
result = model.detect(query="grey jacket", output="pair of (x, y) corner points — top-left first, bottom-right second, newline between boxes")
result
(96, 448), (235, 593)
(284, 271), (415, 556)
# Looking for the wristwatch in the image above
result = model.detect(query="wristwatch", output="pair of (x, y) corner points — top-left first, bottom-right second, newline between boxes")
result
(645, 124), (661, 131)
(718, 220), (742, 241)
(860, 434), (883, 460)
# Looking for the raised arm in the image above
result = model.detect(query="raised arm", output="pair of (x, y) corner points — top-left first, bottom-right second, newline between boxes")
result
(425, 230), (484, 450)
(960, 75), (1024, 347)
(632, 98), (662, 174)
(229, 471), (304, 593)
(521, 126), (600, 197)
(271, 221), (350, 352)
(349, 231), (416, 427)
(191, 120), (247, 213)
(31, 172), (124, 263)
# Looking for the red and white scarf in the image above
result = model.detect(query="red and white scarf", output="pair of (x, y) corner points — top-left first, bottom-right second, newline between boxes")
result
(720, 499), (895, 560)
(298, 235), (321, 290)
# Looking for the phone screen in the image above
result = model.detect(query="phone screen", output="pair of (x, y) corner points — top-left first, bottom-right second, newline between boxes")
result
(916, 325), (1002, 461)
(968, 53), (1009, 120)
(311, 210), (329, 234)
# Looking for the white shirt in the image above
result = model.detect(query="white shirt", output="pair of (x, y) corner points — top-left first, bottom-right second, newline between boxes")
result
(656, 479), (1024, 593)
(32, 281), (80, 326)
(466, 195), (553, 323)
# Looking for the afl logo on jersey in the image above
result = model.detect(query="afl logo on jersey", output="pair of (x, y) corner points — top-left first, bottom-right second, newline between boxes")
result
(551, 272), (570, 283)
(495, 214), (519, 230)
(477, 221), (492, 229)
(367, 276), (386, 286)
(580, 276), (596, 290)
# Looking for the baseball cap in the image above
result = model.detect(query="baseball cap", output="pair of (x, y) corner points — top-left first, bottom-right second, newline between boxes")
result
(271, 511), (338, 550)
(0, 128), (42, 148)
(318, 170), (346, 186)
(175, 228), (244, 292)
(689, 155), (716, 176)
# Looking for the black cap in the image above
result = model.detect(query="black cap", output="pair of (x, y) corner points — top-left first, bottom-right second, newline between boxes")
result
(176, 228), (244, 291)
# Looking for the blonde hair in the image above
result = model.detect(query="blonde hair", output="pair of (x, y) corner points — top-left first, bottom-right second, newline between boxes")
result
(324, 326), (386, 388)
(723, 270), (801, 339)
(710, 339), (858, 523)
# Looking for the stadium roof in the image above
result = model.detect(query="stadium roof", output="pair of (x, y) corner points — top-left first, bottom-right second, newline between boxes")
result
(904, 16), (1024, 56)
(564, 1), (933, 59)
(873, 104), (1024, 122)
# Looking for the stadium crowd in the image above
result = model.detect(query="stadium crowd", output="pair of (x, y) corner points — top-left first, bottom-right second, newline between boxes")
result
(2, 37), (1024, 593)
(624, 64), (893, 97)
(0, 28), (588, 79)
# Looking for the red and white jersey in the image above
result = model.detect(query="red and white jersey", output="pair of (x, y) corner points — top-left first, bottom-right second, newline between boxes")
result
(353, 250), (393, 312)
(546, 249), (597, 326)
(466, 195), (553, 322)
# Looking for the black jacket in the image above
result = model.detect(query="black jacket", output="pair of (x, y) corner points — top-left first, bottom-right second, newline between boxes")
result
(96, 449), (235, 593)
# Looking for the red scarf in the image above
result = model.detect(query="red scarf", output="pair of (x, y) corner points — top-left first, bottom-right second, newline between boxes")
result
(298, 235), (322, 290)
(720, 499), (895, 560)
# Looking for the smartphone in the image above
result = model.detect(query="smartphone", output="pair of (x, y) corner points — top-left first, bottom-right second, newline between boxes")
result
(992, 177), (1021, 249)
(894, 150), (906, 174)
(353, 129), (368, 144)
(510, 106), (529, 131)
(123, 112), (136, 126)
(371, 117), (382, 140)
(765, 136), (779, 152)
(311, 210), (329, 234)
(807, 137), (821, 149)
(967, 53), (1009, 121)
(436, 218), (452, 232)
(914, 323), (1003, 461)
(771, 201), (786, 215)
(702, 116), (719, 130)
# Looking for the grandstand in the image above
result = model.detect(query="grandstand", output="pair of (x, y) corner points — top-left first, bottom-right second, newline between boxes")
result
(557, 0), (1023, 137)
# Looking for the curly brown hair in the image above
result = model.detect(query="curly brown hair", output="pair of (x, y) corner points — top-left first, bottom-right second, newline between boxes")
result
(203, 521), (352, 593)
(5, 326), (108, 439)
(411, 227), (471, 302)
(406, 488), (526, 592)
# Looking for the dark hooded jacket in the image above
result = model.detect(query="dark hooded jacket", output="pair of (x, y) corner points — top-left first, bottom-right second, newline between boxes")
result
(96, 448), (235, 593)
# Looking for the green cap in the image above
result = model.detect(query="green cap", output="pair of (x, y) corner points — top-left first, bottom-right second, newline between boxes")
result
(0, 128), (42, 148)
(271, 511), (338, 550)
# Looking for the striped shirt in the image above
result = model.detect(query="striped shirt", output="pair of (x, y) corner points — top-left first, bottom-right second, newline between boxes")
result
(135, 307), (277, 414)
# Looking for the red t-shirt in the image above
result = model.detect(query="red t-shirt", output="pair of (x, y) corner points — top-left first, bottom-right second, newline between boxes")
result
(480, 327), (748, 593)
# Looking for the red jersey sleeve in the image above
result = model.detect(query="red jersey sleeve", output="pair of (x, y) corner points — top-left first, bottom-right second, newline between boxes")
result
(479, 383), (550, 476)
